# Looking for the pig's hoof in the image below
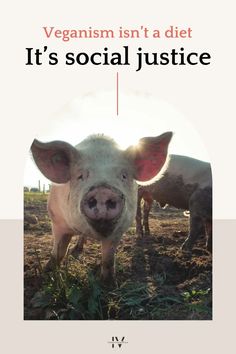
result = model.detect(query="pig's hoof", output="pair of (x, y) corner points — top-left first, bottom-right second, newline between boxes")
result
(102, 279), (117, 289)
(100, 274), (117, 288)
(44, 258), (57, 272)
(70, 249), (81, 260)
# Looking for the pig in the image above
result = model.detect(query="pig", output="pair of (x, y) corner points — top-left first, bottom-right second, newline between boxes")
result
(31, 132), (172, 281)
(136, 154), (212, 252)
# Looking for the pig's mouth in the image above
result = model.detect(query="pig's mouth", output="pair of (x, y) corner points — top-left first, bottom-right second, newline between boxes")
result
(81, 184), (125, 237)
(86, 217), (121, 237)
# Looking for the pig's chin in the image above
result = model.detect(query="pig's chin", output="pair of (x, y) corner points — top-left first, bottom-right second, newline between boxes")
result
(83, 213), (122, 238)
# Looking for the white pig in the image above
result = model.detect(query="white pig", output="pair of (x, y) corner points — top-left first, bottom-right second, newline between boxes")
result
(31, 132), (172, 281)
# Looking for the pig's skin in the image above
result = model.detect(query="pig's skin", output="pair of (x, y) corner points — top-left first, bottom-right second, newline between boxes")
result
(136, 154), (212, 253)
(31, 133), (172, 281)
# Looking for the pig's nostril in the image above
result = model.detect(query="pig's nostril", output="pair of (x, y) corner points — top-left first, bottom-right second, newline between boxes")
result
(106, 199), (117, 209)
(87, 197), (97, 209)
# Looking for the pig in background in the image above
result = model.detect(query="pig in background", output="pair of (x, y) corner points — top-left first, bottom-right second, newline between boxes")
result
(31, 132), (172, 282)
(136, 154), (212, 253)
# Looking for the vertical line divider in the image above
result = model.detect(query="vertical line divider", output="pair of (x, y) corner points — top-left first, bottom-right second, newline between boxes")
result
(116, 72), (119, 116)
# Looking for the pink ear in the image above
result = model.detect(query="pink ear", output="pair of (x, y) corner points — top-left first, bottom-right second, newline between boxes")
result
(127, 132), (173, 182)
(31, 139), (78, 183)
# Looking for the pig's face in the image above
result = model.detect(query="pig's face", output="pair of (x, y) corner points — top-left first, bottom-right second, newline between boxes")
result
(66, 136), (138, 239)
(31, 133), (172, 240)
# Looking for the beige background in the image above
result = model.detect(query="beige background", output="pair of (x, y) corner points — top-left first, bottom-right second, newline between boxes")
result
(0, 0), (235, 352)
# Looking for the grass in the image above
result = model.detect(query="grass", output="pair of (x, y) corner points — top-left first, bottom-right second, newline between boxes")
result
(24, 192), (212, 320)
(24, 192), (51, 235)
(28, 253), (212, 320)
(24, 192), (48, 204)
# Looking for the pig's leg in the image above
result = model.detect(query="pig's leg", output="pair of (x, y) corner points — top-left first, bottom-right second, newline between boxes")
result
(181, 215), (204, 251)
(182, 191), (203, 252)
(136, 192), (143, 237)
(45, 223), (73, 270)
(182, 188), (212, 252)
(70, 235), (86, 259)
(101, 238), (119, 282)
(143, 199), (153, 235)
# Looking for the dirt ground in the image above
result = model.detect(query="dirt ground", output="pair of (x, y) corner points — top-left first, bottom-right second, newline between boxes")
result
(24, 193), (212, 320)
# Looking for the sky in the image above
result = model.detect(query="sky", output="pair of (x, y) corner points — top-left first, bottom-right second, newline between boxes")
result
(24, 91), (209, 189)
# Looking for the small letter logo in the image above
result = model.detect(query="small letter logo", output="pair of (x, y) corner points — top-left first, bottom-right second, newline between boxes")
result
(108, 336), (128, 348)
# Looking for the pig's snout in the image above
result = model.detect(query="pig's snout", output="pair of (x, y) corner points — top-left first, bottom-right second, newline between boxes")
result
(81, 186), (124, 236)
(82, 186), (124, 220)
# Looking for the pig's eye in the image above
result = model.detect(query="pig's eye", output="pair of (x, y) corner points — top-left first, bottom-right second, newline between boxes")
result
(77, 170), (89, 181)
(121, 170), (128, 181)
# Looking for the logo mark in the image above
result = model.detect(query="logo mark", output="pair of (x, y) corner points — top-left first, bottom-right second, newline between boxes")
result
(108, 336), (128, 348)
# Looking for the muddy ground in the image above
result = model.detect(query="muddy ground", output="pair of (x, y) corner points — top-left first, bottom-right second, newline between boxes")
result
(24, 193), (212, 320)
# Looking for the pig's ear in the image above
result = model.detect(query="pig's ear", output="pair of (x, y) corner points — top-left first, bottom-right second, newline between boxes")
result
(31, 139), (78, 183)
(126, 132), (173, 182)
